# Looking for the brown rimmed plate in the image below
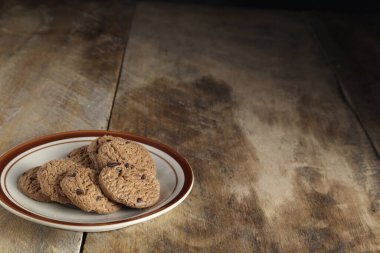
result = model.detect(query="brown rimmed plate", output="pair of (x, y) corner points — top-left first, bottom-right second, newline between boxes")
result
(0, 130), (193, 232)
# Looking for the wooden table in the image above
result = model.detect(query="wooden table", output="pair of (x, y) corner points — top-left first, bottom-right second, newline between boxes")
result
(0, 1), (379, 252)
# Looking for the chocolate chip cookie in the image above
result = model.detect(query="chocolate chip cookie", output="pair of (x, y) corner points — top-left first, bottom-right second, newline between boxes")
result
(67, 145), (94, 169)
(95, 139), (157, 175)
(99, 163), (160, 209)
(37, 159), (80, 204)
(18, 166), (51, 202)
(60, 166), (121, 214)
(87, 135), (125, 170)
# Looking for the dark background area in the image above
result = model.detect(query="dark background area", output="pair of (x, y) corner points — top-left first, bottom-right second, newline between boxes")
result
(159, 0), (380, 12)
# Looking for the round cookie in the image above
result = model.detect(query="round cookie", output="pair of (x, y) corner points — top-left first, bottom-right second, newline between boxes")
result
(18, 167), (51, 202)
(96, 140), (157, 175)
(37, 159), (81, 204)
(67, 145), (94, 169)
(99, 163), (160, 209)
(87, 136), (125, 170)
(60, 166), (121, 214)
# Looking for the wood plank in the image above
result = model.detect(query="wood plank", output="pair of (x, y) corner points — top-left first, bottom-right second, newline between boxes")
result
(310, 13), (380, 157)
(0, 1), (133, 252)
(85, 3), (380, 252)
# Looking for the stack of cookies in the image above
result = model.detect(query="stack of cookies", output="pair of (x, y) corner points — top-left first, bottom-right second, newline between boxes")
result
(18, 136), (160, 214)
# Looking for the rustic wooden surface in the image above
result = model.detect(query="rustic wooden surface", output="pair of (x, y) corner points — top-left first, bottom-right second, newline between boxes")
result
(83, 2), (380, 253)
(311, 13), (380, 157)
(0, 0), (133, 252)
(1, 1), (380, 252)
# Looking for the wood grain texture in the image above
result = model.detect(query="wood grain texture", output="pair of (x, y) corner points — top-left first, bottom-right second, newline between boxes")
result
(84, 3), (380, 252)
(311, 13), (380, 157)
(0, 1), (133, 252)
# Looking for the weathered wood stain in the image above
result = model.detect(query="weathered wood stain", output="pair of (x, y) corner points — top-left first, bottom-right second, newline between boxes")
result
(84, 2), (380, 252)
(250, 84), (380, 252)
(86, 76), (279, 252)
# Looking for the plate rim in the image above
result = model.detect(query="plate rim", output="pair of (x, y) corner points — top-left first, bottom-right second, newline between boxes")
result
(0, 130), (193, 231)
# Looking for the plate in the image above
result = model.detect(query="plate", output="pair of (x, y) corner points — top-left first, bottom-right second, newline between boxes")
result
(0, 130), (193, 232)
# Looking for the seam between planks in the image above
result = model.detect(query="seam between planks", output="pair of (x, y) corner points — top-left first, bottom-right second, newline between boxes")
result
(106, 46), (127, 131)
(79, 232), (88, 253)
(336, 80), (380, 158)
(79, 2), (137, 253)
(106, 4), (137, 131)
(307, 13), (380, 158)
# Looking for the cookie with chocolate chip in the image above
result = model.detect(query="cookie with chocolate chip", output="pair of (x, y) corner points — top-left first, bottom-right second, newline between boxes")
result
(87, 135), (125, 170)
(67, 145), (95, 169)
(37, 159), (81, 204)
(99, 163), (160, 209)
(60, 166), (121, 214)
(18, 166), (51, 202)
(94, 138), (157, 175)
